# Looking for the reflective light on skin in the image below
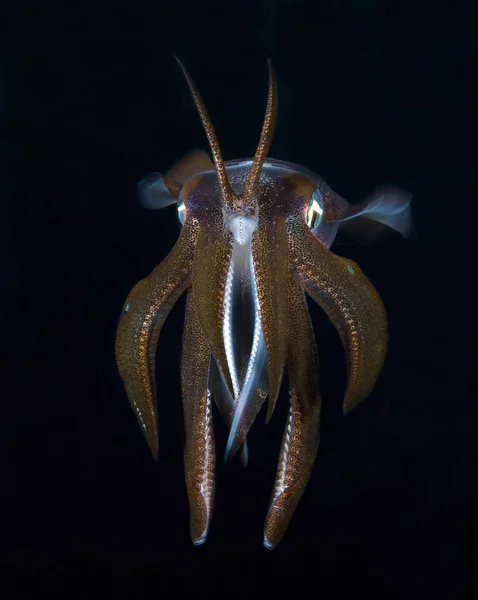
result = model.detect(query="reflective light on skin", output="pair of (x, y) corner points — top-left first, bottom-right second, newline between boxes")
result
(222, 215), (259, 405)
(132, 398), (147, 432)
(177, 199), (186, 225)
(229, 214), (257, 246)
(305, 189), (324, 229)
(223, 257), (240, 400)
(222, 214), (269, 462)
(192, 390), (214, 546)
(225, 251), (267, 461)
(263, 537), (273, 550)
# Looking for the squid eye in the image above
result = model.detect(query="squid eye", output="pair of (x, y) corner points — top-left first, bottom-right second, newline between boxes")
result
(177, 199), (186, 226)
(305, 188), (324, 229)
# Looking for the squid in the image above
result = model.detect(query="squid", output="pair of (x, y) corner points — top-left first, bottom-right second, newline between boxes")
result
(115, 58), (412, 549)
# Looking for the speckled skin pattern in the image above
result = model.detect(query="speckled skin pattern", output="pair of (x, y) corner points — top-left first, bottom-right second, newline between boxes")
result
(283, 174), (387, 417)
(243, 61), (277, 209)
(187, 175), (234, 398)
(115, 63), (408, 549)
(181, 290), (215, 545)
(263, 275), (321, 548)
(115, 217), (198, 459)
(175, 57), (237, 212)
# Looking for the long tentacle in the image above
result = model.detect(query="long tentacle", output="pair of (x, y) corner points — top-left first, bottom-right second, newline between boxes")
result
(224, 247), (269, 460)
(115, 221), (197, 457)
(208, 357), (249, 466)
(191, 214), (234, 397)
(243, 61), (278, 209)
(251, 213), (289, 423)
(288, 218), (387, 414)
(263, 277), (321, 549)
(174, 57), (237, 212)
(181, 291), (216, 545)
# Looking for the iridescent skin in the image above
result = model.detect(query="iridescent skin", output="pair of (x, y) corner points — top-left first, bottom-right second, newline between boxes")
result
(115, 60), (412, 549)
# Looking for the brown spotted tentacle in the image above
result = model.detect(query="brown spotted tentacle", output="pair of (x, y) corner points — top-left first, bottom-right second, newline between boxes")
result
(288, 217), (387, 414)
(115, 219), (198, 458)
(181, 291), (216, 545)
(264, 278), (321, 549)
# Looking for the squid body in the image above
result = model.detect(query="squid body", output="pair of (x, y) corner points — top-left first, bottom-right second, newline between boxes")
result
(115, 59), (412, 549)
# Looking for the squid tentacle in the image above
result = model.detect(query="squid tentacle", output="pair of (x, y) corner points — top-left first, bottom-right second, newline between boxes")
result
(288, 217), (387, 414)
(191, 221), (235, 398)
(181, 290), (216, 545)
(251, 216), (289, 423)
(264, 277), (321, 549)
(115, 220), (197, 457)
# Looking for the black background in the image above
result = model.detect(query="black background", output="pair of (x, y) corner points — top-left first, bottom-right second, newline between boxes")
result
(3, 0), (478, 597)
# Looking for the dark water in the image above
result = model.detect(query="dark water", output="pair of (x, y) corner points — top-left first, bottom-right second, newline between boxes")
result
(3, 0), (477, 597)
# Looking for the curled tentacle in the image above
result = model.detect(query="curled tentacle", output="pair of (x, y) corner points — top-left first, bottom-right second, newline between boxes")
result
(115, 219), (198, 457)
(288, 217), (387, 414)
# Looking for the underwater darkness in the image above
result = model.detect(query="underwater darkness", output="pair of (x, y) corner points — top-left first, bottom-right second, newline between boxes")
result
(2, 0), (478, 597)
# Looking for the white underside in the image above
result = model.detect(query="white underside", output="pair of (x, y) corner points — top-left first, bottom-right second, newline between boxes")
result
(221, 215), (268, 459)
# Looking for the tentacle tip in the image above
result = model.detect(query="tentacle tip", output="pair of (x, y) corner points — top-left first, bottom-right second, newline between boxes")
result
(343, 393), (366, 416)
(343, 390), (362, 416)
(263, 535), (275, 550)
(240, 443), (249, 468)
(265, 404), (275, 424)
(224, 441), (236, 464)
(225, 429), (243, 462)
(192, 534), (207, 547)
(225, 440), (249, 466)
(147, 437), (159, 460)
(224, 438), (234, 463)
(265, 388), (280, 424)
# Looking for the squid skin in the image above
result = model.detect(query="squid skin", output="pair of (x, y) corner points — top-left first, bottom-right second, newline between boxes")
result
(181, 290), (215, 546)
(263, 277), (321, 549)
(115, 218), (198, 458)
(115, 60), (412, 549)
(284, 176), (388, 416)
